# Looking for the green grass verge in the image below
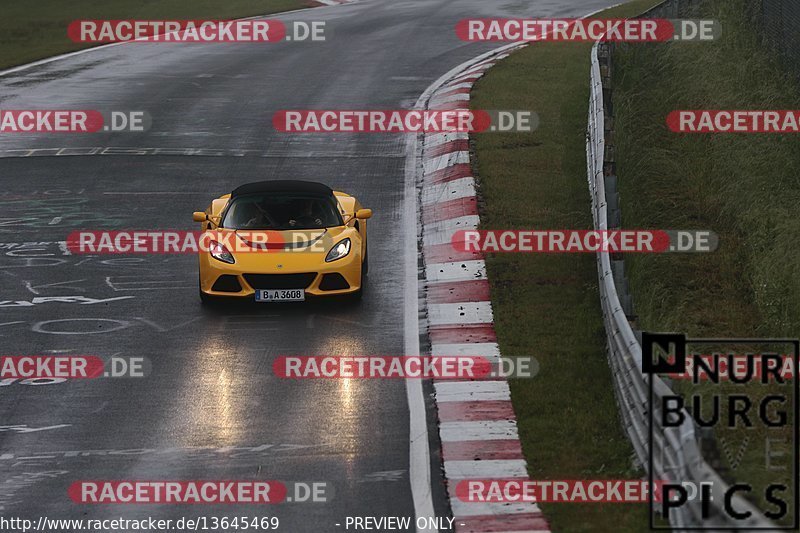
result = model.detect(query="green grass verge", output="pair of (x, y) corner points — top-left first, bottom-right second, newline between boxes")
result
(470, 1), (663, 531)
(614, 0), (800, 338)
(0, 0), (308, 70)
(613, 0), (799, 524)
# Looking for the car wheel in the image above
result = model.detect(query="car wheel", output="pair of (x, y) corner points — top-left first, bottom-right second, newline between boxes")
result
(200, 289), (212, 305)
(361, 242), (369, 277)
(343, 287), (363, 303)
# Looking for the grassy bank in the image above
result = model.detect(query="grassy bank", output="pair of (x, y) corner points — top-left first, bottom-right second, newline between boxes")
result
(613, 0), (799, 524)
(470, 0), (663, 531)
(0, 0), (308, 70)
(614, 0), (800, 338)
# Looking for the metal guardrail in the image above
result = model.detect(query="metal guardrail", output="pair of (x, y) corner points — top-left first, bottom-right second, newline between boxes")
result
(586, 12), (779, 530)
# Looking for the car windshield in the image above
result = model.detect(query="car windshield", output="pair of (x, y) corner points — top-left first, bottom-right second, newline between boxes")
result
(221, 193), (343, 230)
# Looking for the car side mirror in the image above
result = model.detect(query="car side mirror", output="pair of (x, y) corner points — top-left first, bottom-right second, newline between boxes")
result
(355, 209), (373, 220)
(193, 212), (207, 222)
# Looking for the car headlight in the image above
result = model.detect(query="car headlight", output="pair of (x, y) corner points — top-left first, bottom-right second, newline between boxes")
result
(325, 238), (351, 262)
(209, 240), (235, 264)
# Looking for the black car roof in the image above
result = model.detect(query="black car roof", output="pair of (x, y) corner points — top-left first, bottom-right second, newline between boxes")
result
(231, 180), (334, 198)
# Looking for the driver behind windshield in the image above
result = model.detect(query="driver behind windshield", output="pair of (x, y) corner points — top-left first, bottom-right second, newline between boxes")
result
(233, 200), (271, 229)
(223, 194), (342, 230)
(288, 199), (324, 228)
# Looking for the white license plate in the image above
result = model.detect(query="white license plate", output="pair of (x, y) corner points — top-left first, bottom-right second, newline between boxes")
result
(255, 289), (305, 302)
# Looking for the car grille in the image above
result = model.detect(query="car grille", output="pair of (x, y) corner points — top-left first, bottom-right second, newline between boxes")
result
(243, 273), (317, 290)
(211, 275), (242, 293)
(319, 273), (350, 291)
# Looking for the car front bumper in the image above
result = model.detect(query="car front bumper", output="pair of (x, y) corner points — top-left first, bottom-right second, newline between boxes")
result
(198, 248), (363, 298)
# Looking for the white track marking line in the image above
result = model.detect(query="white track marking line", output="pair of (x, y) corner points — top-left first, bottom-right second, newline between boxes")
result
(429, 93), (471, 106)
(428, 302), (494, 326)
(434, 381), (510, 402)
(421, 177), (476, 206)
(437, 82), (474, 92)
(439, 420), (519, 441)
(422, 215), (480, 247)
(450, 499), (542, 518)
(424, 214), (480, 237)
(444, 459), (529, 480)
(425, 260), (486, 283)
(404, 212), (435, 530)
(431, 343), (501, 365)
(423, 151), (470, 174)
(424, 131), (469, 150)
(431, 342), (500, 358)
(458, 65), (494, 78)
(425, 214), (481, 230)
(405, 72), (436, 533)
(449, 72), (486, 85)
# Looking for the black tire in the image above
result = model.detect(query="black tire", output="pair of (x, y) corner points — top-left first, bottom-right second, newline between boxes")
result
(355, 242), (367, 301)
(199, 288), (213, 305)
(342, 287), (362, 303)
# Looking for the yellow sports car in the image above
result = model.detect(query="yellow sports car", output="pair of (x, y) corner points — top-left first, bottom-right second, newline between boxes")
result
(193, 180), (371, 303)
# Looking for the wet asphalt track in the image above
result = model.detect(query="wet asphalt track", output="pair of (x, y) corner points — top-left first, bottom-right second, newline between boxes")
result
(0, 0), (621, 530)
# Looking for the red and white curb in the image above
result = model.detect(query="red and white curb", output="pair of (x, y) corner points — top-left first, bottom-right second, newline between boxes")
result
(411, 43), (551, 533)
